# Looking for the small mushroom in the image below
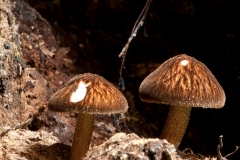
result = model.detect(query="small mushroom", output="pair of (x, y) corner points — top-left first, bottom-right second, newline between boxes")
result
(48, 73), (128, 160)
(139, 54), (225, 148)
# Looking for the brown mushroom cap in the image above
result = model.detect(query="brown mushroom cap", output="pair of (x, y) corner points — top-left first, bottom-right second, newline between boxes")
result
(48, 73), (128, 114)
(139, 54), (226, 108)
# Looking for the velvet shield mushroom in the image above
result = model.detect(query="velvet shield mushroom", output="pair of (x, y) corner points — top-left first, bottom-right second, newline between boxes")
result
(139, 54), (226, 148)
(48, 73), (128, 160)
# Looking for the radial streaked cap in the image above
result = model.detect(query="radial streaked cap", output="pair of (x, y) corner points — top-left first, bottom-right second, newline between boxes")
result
(139, 54), (226, 108)
(48, 73), (128, 114)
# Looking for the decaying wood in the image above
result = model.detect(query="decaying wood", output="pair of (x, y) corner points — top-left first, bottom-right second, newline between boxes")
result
(0, 129), (70, 159)
(0, 0), (27, 134)
(0, 0), (74, 143)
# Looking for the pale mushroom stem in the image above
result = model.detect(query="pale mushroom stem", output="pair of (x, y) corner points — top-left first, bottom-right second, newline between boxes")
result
(70, 112), (94, 160)
(160, 105), (191, 148)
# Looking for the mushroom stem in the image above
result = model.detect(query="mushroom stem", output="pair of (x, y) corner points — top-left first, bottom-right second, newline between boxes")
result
(160, 105), (191, 148)
(70, 112), (94, 160)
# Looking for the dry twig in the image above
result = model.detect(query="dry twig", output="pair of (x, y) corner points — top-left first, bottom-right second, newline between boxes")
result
(217, 135), (239, 160)
(118, 0), (152, 91)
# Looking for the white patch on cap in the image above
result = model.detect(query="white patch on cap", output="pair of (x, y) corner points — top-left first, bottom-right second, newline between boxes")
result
(180, 60), (189, 66)
(70, 81), (91, 103)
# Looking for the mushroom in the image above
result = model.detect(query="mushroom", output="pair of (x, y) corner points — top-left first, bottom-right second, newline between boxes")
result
(139, 54), (225, 148)
(48, 73), (128, 160)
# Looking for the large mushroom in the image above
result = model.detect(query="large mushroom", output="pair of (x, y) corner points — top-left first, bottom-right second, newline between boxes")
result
(139, 54), (225, 148)
(48, 73), (128, 160)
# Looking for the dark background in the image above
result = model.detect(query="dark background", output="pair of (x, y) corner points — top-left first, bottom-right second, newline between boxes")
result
(27, 0), (240, 159)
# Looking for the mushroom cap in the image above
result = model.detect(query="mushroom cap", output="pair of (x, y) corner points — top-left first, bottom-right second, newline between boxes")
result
(139, 54), (226, 108)
(48, 73), (128, 114)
